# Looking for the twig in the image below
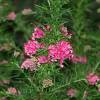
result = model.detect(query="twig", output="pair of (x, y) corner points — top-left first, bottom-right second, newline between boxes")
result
(12, 62), (39, 91)
(49, 78), (86, 95)
(93, 61), (100, 73)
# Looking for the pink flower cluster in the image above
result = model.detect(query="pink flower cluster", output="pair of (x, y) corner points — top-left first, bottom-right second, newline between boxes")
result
(21, 25), (87, 71)
(60, 25), (74, 38)
(22, 27), (47, 70)
(24, 40), (40, 56)
(48, 41), (74, 67)
(86, 73), (100, 85)
(7, 12), (16, 21)
(32, 27), (45, 39)
(38, 56), (48, 64)
(7, 87), (20, 95)
(21, 58), (38, 71)
(72, 56), (87, 64)
(67, 88), (77, 97)
(7, 87), (17, 95)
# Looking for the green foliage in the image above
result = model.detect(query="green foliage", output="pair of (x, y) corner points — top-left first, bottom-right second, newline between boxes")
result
(0, 0), (100, 100)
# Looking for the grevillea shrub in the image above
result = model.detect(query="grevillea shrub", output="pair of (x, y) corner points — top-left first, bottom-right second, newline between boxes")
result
(22, 25), (86, 70)
(0, 0), (100, 100)
(21, 25), (100, 99)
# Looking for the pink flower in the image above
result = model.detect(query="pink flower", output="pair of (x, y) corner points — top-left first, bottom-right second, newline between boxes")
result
(86, 73), (100, 85)
(32, 27), (45, 39)
(38, 56), (48, 64)
(48, 41), (74, 67)
(44, 25), (52, 31)
(39, 43), (46, 49)
(21, 58), (38, 71)
(7, 87), (17, 95)
(67, 88), (77, 97)
(60, 25), (74, 38)
(72, 56), (87, 64)
(7, 12), (16, 21)
(24, 40), (40, 56)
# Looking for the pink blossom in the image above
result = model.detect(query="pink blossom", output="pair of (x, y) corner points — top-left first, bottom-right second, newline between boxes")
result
(32, 27), (45, 39)
(48, 41), (74, 67)
(21, 58), (37, 71)
(67, 88), (77, 97)
(21, 58), (38, 71)
(7, 87), (17, 95)
(39, 43), (46, 49)
(86, 73), (100, 85)
(60, 25), (74, 38)
(44, 25), (52, 31)
(7, 12), (16, 21)
(24, 40), (40, 56)
(38, 56), (48, 64)
(72, 56), (87, 64)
